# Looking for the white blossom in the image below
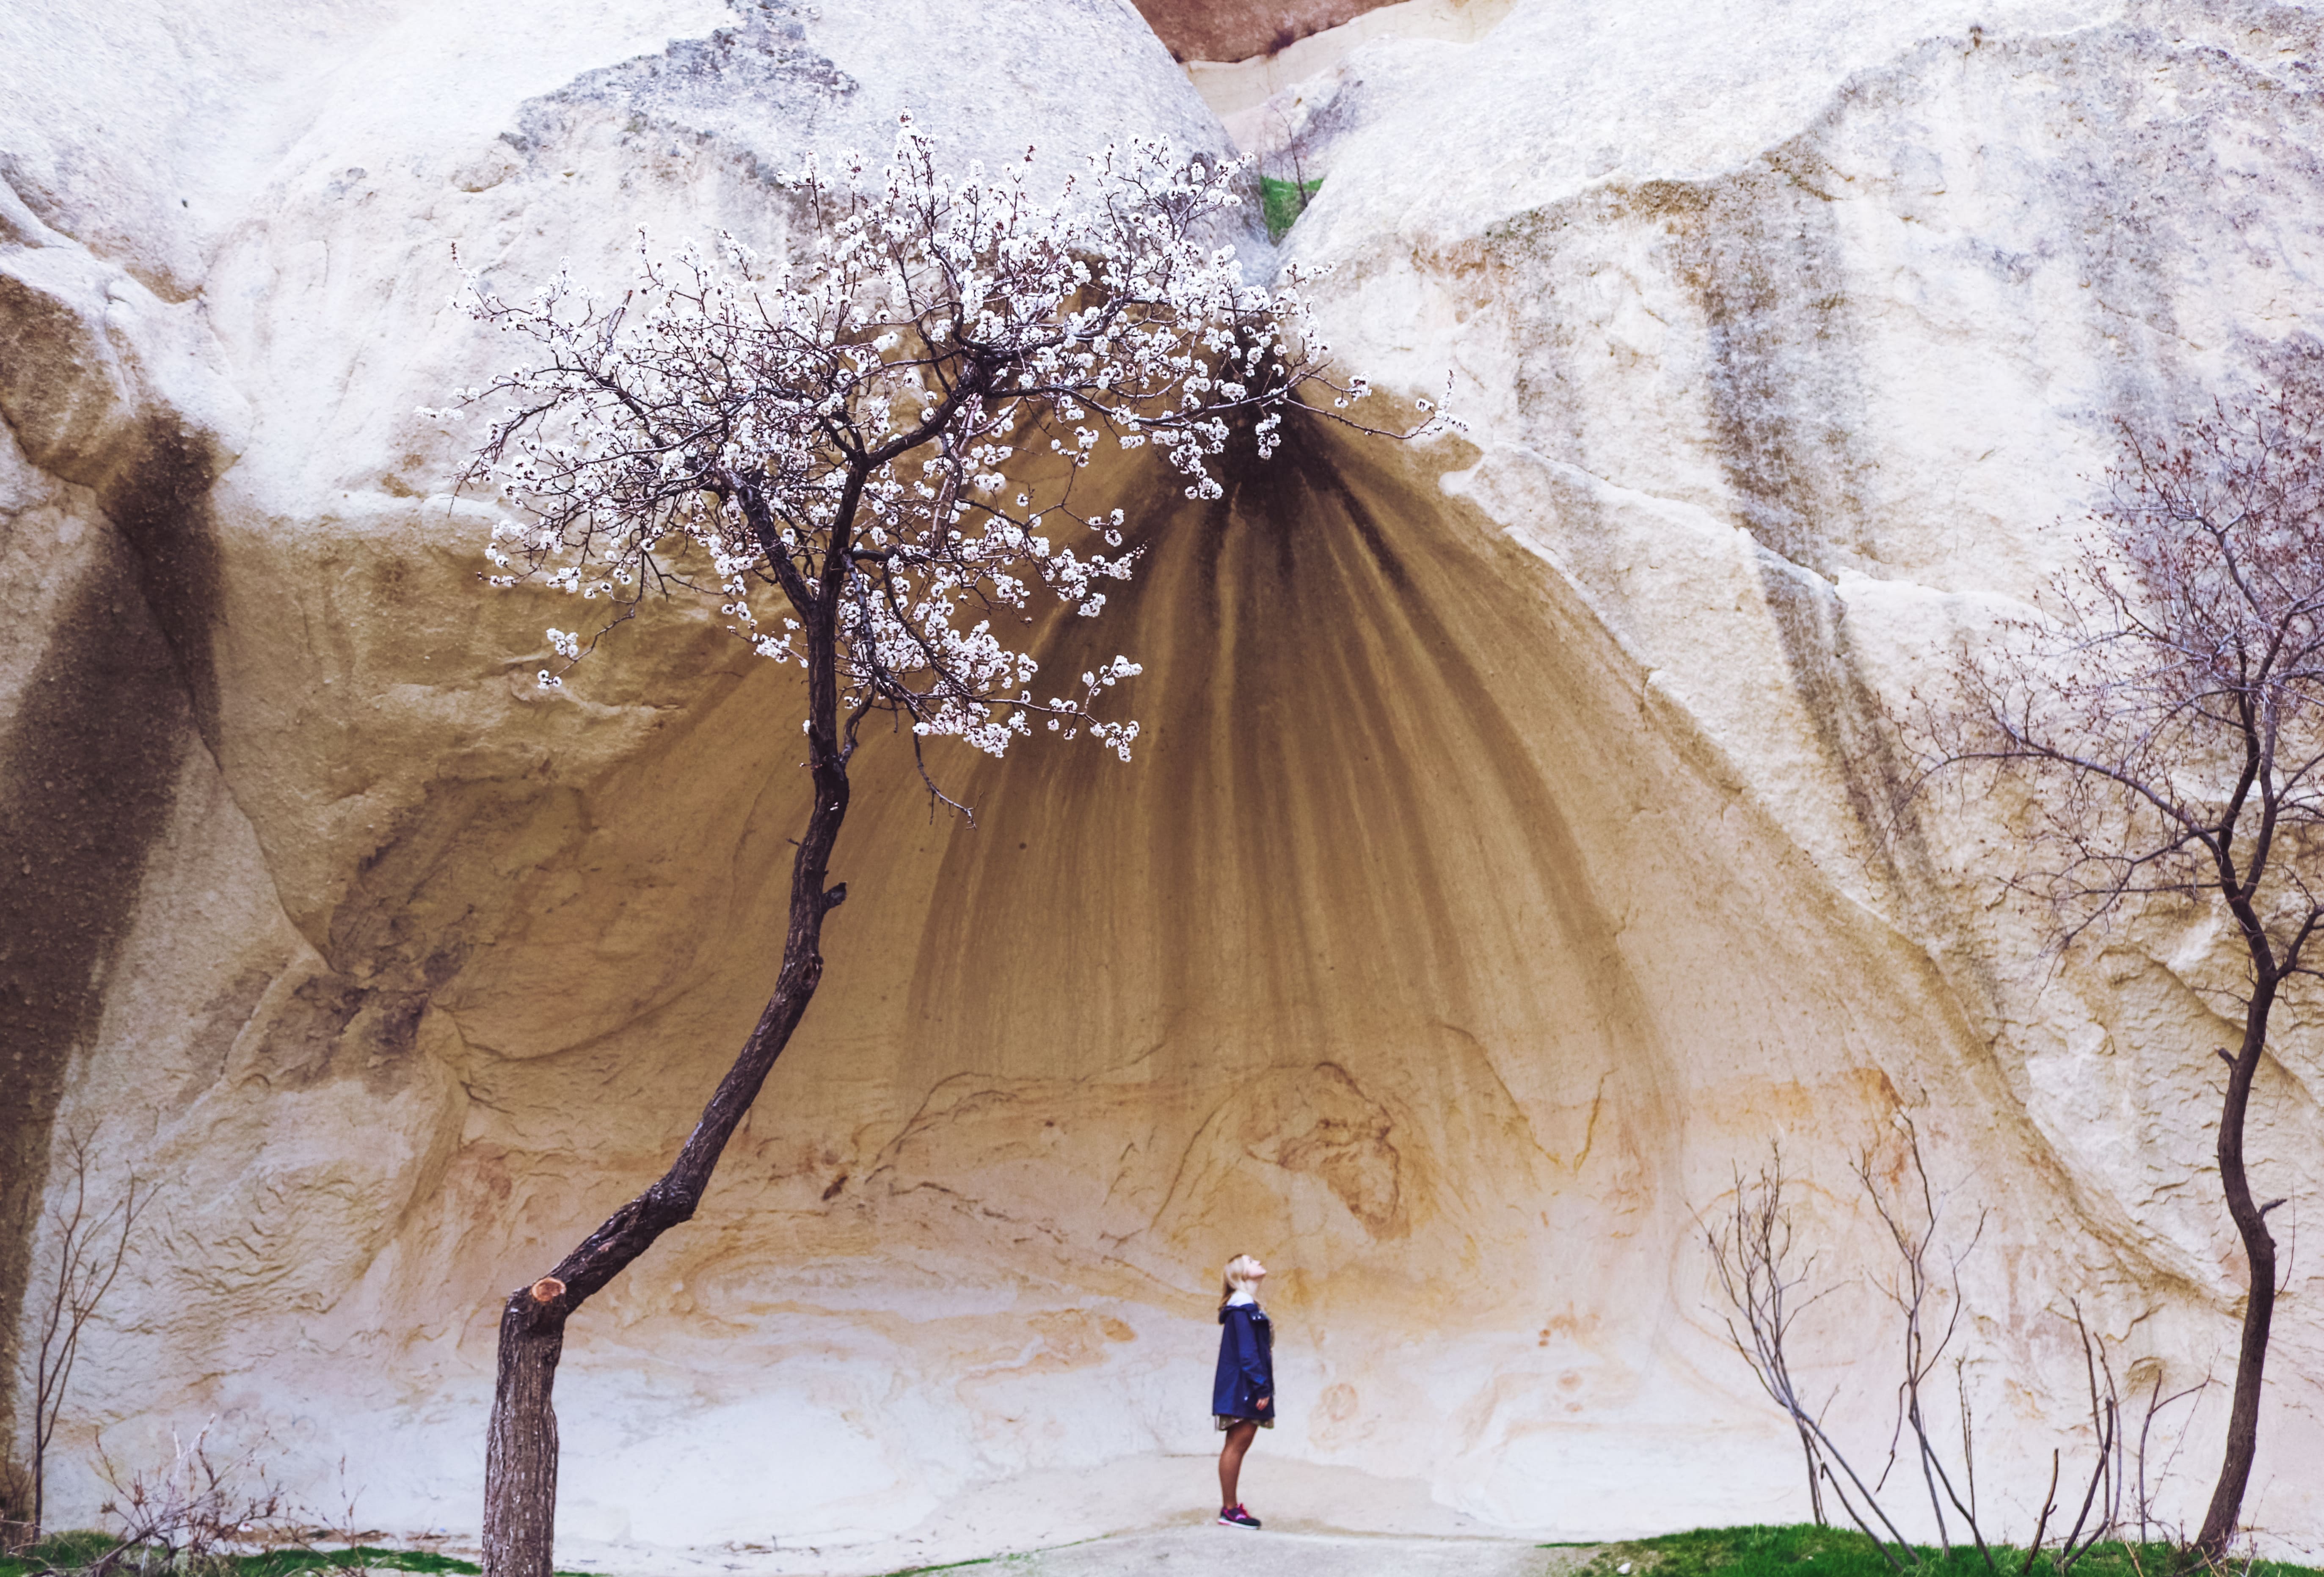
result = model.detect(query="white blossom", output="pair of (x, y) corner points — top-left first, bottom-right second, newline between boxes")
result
(448, 114), (1437, 784)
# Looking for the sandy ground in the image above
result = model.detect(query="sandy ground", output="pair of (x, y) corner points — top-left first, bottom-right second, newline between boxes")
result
(990, 1527), (1591, 1577)
(545, 1453), (1599, 1576)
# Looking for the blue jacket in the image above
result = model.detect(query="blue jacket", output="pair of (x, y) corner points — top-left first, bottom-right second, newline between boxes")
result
(1211, 1301), (1275, 1420)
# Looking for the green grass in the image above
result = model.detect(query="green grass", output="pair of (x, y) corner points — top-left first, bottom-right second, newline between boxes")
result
(1, 1532), (119, 1577)
(0, 1538), (490, 1577)
(1260, 176), (1323, 242)
(1561, 1525), (2323, 1577)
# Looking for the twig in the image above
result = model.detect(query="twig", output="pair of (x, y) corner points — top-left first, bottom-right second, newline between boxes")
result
(2020, 1451), (2062, 1577)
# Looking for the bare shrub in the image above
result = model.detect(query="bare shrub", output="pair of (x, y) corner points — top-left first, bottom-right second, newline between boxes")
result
(1704, 1142), (1840, 1528)
(90, 1424), (289, 1577)
(6, 1131), (146, 1549)
(0, 1428), (380, 1577)
(2127, 1363), (2214, 1547)
(1706, 1125), (2195, 1574)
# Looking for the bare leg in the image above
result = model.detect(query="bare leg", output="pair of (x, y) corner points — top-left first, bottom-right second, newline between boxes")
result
(1217, 1420), (1259, 1508)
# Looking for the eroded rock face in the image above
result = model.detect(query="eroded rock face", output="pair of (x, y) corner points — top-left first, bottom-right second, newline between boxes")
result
(3, 0), (2321, 1562)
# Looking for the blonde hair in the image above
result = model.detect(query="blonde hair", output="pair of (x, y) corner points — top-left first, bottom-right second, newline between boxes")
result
(1219, 1253), (1264, 1310)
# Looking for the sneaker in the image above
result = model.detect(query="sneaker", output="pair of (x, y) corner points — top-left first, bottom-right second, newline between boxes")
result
(1217, 1505), (1262, 1529)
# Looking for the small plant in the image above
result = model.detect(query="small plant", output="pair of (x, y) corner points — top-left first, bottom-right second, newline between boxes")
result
(0, 1437), (482, 1577)
(1260, 175), (1322, 242)
(90, 1424), (291, 1577)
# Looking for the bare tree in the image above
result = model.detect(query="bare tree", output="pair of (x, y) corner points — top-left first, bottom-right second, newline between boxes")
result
(6, 1131), (146, 1550)
(441, 116), (1432, 1577)
(1902, 356), (2324, 1558)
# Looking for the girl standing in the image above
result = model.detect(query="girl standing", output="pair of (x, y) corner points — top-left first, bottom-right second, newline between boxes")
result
(1210, 1253), (1274, 1529)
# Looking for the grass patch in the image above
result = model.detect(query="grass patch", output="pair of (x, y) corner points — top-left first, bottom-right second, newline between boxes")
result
(0, 1541), (488, 1577)
(255, 1552), (482, 1577)
(2, 1533), (119, 1577)
(1564, 1525), (2323, 1577)
(1260, 176), (1323, 242)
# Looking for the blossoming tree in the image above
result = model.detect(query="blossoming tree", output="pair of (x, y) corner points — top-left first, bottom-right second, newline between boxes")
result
(441, 116), (1415, 1577)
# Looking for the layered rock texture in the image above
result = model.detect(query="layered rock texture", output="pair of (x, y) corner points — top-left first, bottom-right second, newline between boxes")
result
(5, 0), (2323, 1564)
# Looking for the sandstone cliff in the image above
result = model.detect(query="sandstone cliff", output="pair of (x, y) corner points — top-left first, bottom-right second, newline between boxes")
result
(2, 0), (2319, 1564)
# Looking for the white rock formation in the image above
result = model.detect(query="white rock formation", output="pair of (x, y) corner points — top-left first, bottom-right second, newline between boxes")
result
(2, 0), (2319, 1567)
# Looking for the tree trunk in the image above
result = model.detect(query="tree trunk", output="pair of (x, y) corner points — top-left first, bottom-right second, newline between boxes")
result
(479, 581), (852, 1577)
(2192, 987), (2281, 1560)
(482, 1281), (566, 1577)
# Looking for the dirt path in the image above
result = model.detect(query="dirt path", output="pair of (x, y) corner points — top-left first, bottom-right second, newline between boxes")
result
(934, 1527), (1599, 1577)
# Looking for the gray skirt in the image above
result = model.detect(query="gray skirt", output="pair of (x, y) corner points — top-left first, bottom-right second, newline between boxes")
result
(1215, 1413), (1274, 1431)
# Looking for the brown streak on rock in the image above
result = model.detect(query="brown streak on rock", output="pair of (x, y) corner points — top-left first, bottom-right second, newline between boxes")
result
(0, 533), (196, 1488)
